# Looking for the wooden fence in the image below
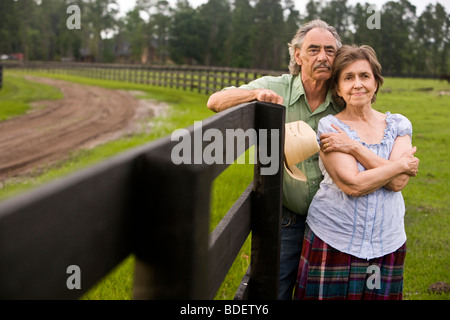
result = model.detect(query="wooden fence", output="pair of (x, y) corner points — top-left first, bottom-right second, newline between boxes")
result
(0, 101), (285, 299)
(4, 62), (285, 95)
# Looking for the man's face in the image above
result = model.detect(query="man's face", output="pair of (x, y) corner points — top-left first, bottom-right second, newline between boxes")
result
(295, 28), (337, 82)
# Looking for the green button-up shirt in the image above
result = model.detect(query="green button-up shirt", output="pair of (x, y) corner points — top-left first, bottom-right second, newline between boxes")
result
(230, 73), (341, 216)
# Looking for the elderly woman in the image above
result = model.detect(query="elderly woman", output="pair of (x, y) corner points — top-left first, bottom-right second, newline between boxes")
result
(294, 45), (419, 300)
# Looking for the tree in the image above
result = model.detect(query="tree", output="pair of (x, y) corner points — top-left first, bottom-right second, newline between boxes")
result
(320, 0), (352, 44)
(416, 3), (450, 74)
(377, 0), (416, 75)
(121, 7), (146, 62)
(134, 0), (172, 63)
(83, 0), (119, 62)
(252, 0), (285, 69)
(228, 0), (255, 68)
(169, 2), (208, 64)
(15, 0), (39, 60)
(149, 1), (172, 63)
(283, 0), (301, 68)
(303, 0), (321, 22)
(0, 0), (19, 55)
(199, 0), (232, 66)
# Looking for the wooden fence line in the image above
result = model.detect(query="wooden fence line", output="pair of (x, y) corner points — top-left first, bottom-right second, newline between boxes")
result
(0, 101), (285, 299)
(3, 62), (285, 95)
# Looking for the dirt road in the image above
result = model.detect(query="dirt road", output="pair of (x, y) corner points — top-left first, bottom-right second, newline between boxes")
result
(0, 76), (147, 180)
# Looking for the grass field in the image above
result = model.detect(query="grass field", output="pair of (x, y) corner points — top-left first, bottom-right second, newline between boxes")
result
(0, 70), (448, 300)
(0, 73), (63, 121)
(375, 79), (450, 300)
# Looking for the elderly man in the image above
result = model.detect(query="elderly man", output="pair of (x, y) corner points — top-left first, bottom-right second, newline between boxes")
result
(207, 20), (342, 300)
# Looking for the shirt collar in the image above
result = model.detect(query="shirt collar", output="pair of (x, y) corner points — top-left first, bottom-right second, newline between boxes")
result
(290, 74), (339, 113)
(288, 75), (305, 106)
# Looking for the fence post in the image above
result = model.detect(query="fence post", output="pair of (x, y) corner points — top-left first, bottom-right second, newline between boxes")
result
(132, 148), (212, 299)
(247, 101), (285, 299)
(0, 64), (3, 90)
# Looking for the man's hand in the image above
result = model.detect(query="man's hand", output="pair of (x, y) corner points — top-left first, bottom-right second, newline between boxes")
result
(254, 88), (284, 105)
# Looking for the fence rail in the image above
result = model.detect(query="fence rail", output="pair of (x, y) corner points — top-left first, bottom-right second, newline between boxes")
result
(0, 101), (285, 299)
(3, 61), (285, 95)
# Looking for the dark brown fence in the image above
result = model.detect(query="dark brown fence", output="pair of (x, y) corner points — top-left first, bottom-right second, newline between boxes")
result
(0, 101), (285, 299)
(4, 62), (285, 95)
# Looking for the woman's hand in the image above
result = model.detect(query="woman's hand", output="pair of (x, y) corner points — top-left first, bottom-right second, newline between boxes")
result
(320, 123), (357, 154)
(397, 146), (419, 177)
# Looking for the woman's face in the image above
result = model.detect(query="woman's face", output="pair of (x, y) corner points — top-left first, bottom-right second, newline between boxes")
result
(336, 59), (378, 108)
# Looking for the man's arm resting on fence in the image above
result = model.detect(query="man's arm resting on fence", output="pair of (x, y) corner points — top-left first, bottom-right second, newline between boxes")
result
(207, 88), (283, 113)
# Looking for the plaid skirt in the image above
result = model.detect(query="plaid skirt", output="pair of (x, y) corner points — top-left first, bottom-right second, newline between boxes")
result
(294, 225), (406, 300)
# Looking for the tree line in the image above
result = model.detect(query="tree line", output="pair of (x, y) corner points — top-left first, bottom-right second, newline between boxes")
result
(0, 0), (449, 76)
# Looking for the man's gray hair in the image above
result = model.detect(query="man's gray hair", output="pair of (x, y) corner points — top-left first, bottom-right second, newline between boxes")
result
(288, 20), (342, 76)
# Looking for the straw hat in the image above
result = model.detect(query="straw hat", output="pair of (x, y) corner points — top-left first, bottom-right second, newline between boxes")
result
(284, 121), (320, 181)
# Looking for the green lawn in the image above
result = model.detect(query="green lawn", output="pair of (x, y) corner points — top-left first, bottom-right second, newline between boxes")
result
(375, 78), (450, 300)
(0, 73), (63, 121)
(0, 71), (448, 300)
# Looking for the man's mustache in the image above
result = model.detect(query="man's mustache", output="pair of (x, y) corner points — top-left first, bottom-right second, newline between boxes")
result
(314, 64), (331, 70)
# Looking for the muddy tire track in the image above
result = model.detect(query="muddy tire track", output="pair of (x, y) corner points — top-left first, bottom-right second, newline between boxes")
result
(0, 76), (140, 180)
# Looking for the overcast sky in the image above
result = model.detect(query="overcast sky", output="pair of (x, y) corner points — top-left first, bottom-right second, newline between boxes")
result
(116, 0), (450, 17)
